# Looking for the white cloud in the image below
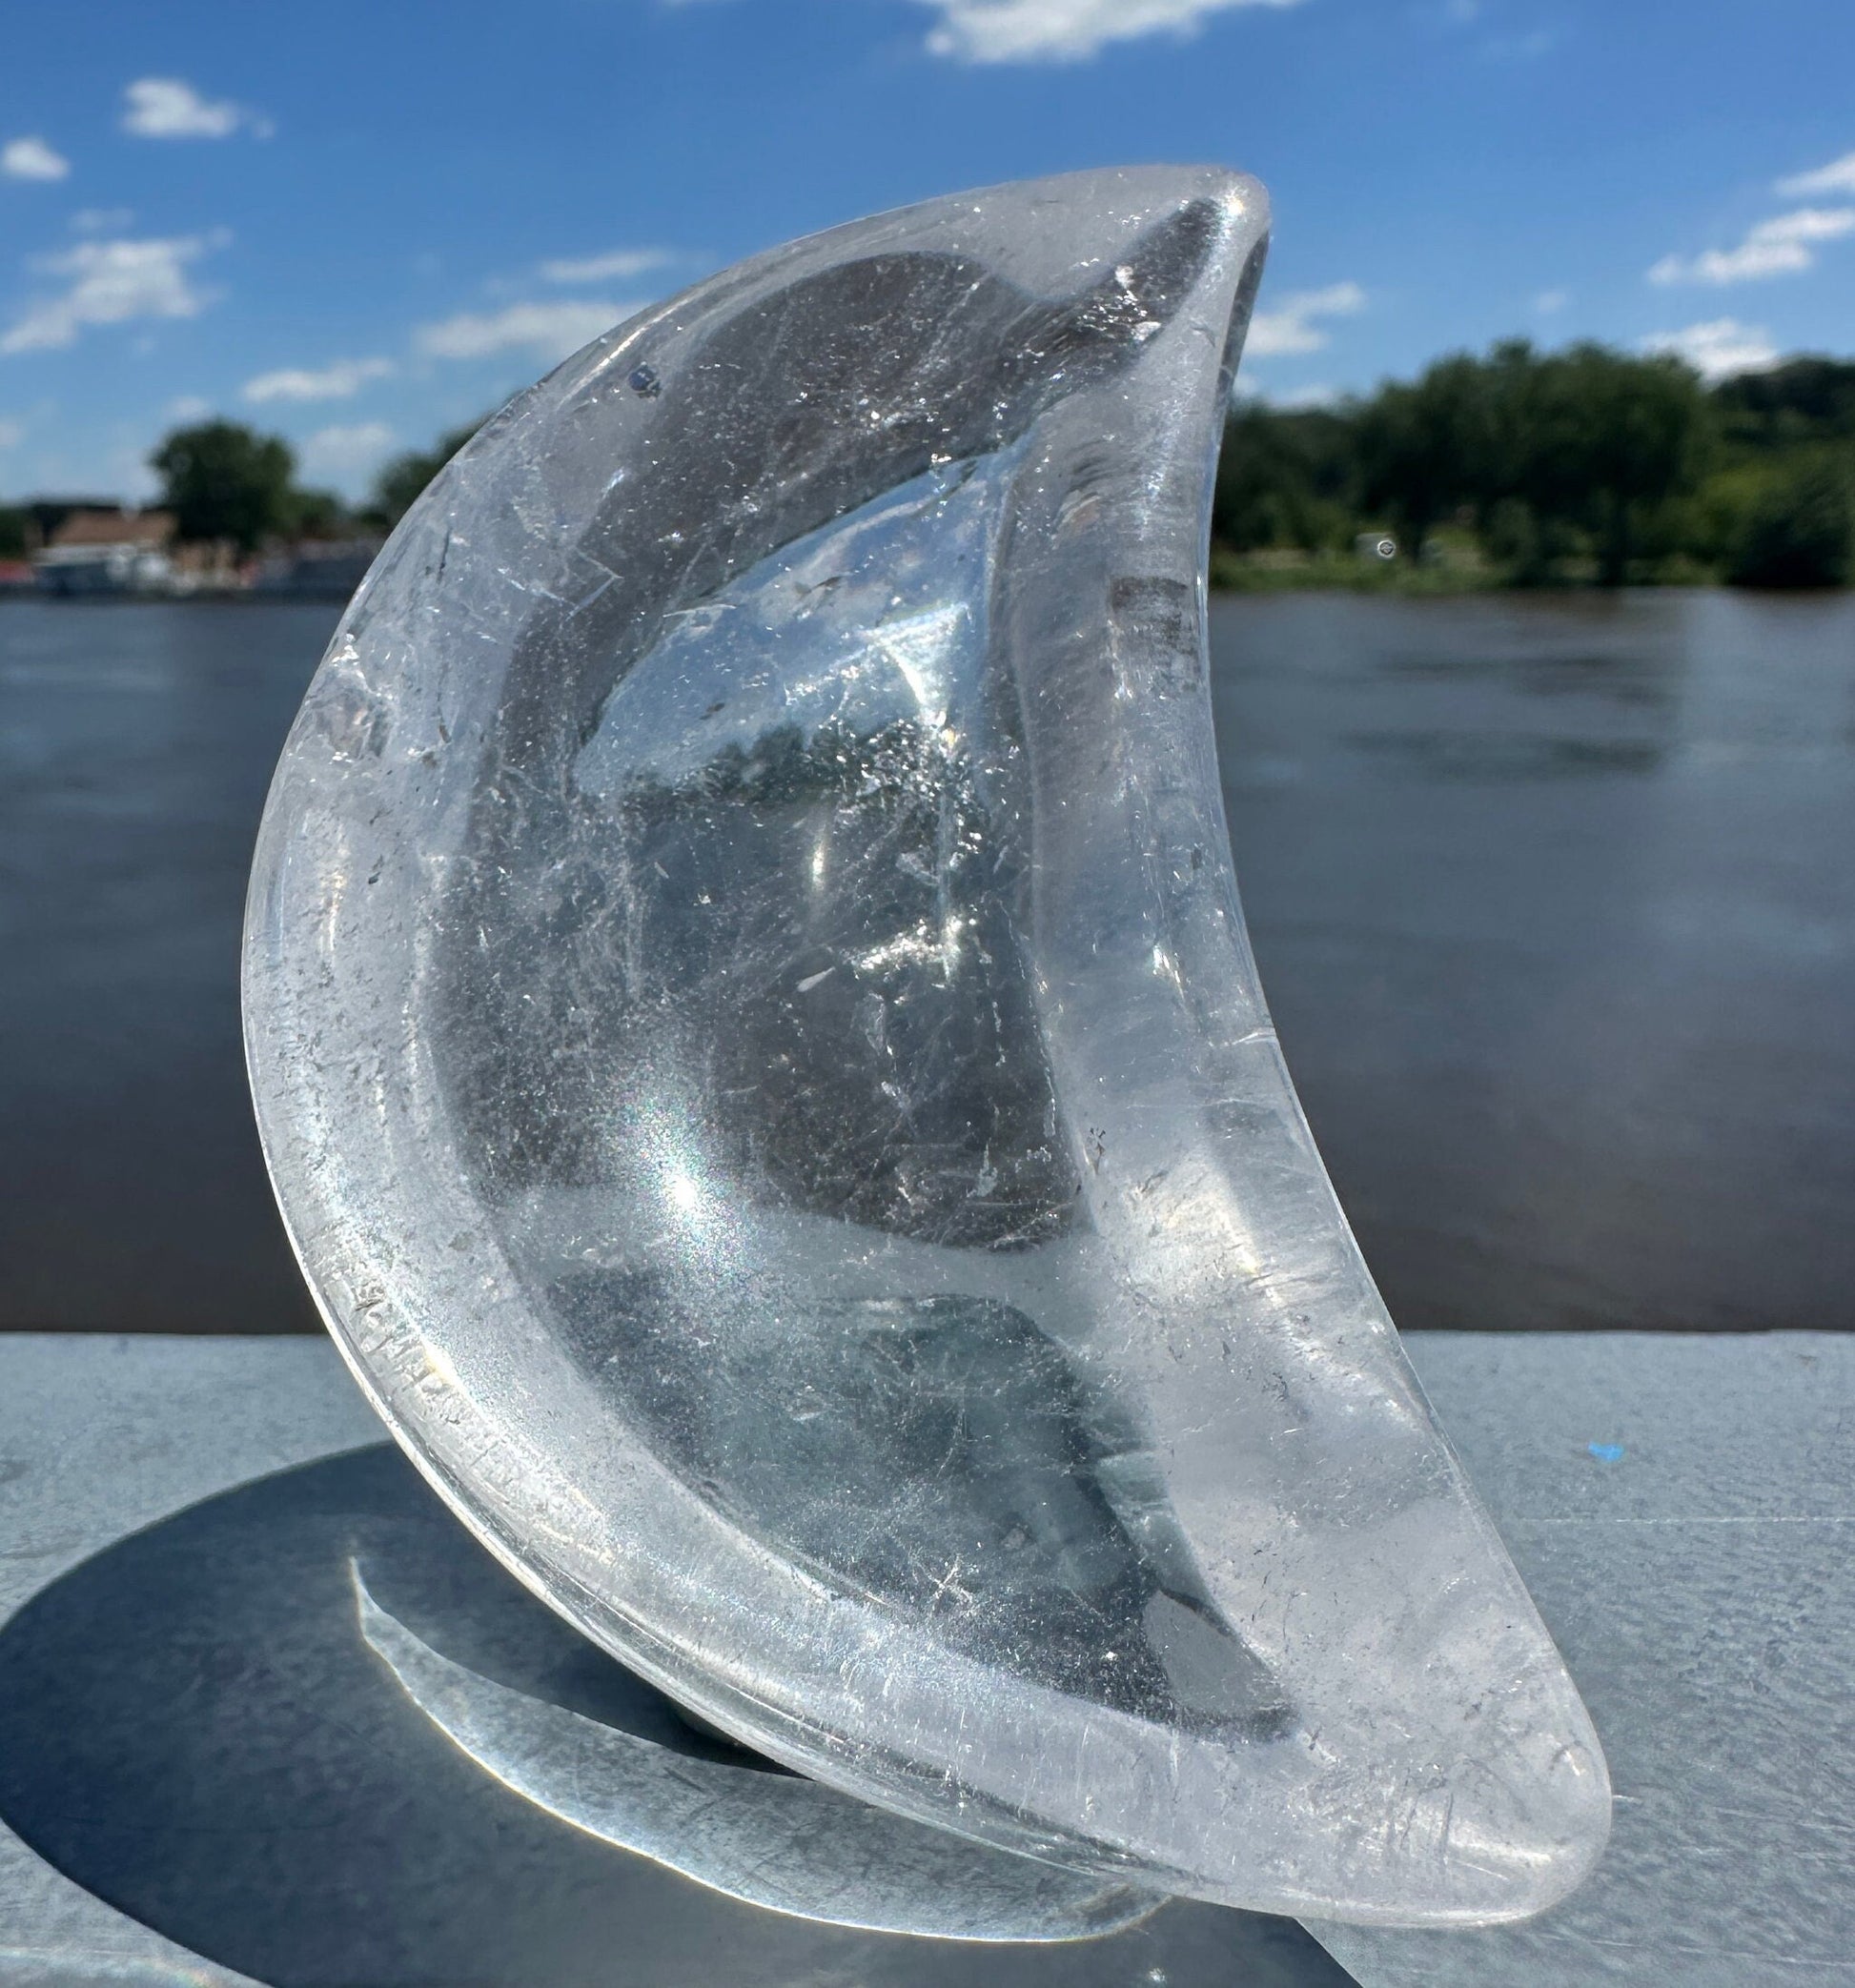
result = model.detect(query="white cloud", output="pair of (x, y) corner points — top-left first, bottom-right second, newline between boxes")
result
(243, 356), (395, 403)
(0, 234), (220, 356)
(916, 0), (1301, 64)
(71, 207), (134, 233)
(1649, 206), (1855, 286)
(1641, 317), (1779, 382)
(301, 421), (397, 477)
(1265, 382), (1340, 411)
(2, 136), (70, 181)
(1534, 288), (1569, 313)
(415, 298), (629, 362)
(121, 77), (268, 140)
(1756, 206), (1855, 244)
(1777, 151), (1855, 199)
(164, 395), (213, 422)
(1245, 280), (1366, 358)
(540, 247), (677, 285)
(0, 417), (23, 448)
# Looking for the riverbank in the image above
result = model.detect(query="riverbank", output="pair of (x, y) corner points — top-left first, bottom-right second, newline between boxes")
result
(1208, 544), (1807, 595)
(5, 563), (1838, 602)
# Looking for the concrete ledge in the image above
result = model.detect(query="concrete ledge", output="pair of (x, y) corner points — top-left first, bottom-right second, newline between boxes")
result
(0, 1331), (1847, 1986)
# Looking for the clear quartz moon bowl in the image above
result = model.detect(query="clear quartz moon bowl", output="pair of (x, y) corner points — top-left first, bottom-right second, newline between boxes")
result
(244, 166), (1610, 1927)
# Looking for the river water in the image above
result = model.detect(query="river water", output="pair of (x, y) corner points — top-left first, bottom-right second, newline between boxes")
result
(3, 590), (1850, 1333)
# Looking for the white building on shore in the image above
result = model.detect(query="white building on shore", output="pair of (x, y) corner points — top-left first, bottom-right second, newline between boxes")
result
(32, 510), (177, 597)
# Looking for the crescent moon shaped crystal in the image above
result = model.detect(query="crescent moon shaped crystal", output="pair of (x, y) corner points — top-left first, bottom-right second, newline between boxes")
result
(244, 167), (1610, 1927)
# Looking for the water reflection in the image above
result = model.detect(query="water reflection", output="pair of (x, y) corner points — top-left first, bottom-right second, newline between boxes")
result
(3, 589), (1851, 1343)
(1213, 588), (1855, 1335)
(1376, 642), (1681, 710)
(1343, 732), (1667, 780)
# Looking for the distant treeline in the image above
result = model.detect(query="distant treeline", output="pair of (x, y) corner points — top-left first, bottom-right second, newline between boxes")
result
(1213, 343), (1855, 589)
(0, 417), (485, 562)
(6, 344), (1852, 589)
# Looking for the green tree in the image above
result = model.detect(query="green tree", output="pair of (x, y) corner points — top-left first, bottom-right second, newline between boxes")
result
(1356, 354), (1491, 564)
(1478, 339), (1569, 578)
(1713, 356), (1855, 451)
(0, 506), (29, 559)
(370, 420), (484, 526)
(1213, 403), (1357, 554)
(280, 486), (350, 540)
(1527, 346), (1713, 585)
(149, 421), (296, 553)
(1202, 332), (1839, 591)
(1727, 461), (1853, 588)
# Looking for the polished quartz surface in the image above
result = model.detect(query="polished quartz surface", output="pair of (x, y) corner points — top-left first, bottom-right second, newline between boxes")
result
(244, 169), (1606, 1922)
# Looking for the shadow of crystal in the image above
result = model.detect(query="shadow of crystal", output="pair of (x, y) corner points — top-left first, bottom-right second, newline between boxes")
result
(0, 1446), (1358, 1988)
(352, 1560), (1153, 1941)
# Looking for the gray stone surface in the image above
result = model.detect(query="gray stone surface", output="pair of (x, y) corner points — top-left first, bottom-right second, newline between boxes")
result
(0, 1333), (1343, 1988)
(0, 1333), (378, 1987)
(2, 1329), (1848, 1983)
(1313, 1330), (1855, 1987)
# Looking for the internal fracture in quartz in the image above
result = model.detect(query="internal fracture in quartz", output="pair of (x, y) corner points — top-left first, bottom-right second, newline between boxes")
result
(245, 167), (1611, 1927)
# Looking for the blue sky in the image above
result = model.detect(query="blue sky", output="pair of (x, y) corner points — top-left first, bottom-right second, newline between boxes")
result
(3, 0), (1852, 501)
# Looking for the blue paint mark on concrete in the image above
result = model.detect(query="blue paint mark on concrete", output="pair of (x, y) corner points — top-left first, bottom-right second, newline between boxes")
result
(1587, 1441), (1626, 1463)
